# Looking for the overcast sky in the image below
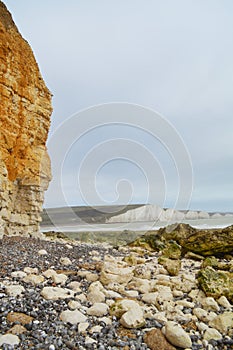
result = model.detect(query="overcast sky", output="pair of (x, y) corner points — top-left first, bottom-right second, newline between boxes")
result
(4, 0), (233, 212)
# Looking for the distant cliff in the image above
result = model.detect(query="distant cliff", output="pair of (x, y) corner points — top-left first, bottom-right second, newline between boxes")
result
(107, 204), (232, 223)
(0, 1), (52, 236)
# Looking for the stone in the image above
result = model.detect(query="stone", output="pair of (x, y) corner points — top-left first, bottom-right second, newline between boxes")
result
(38, 249), (48, 256)
(158, 257), (181, 276)
(89, 325), (102, 334)
(85, 336), (97, 345)
(131, 223), (233, 257)
(41, 287), (74, 300)
(7, 312), (33, 325)
(0, 334), (20, 346)
(217, 296), (232, 309)
(85, 272), (99, 282)
(11, 271), (27, 278)
(23, 274), (44, 285)
(127, 277), (151, 294)
(67, 281), (81, 292)
(198, 267), (233, 302)
(201, 297), (220, 312)
(7, 325), (27, 335)
(209, 312), (233, 335)
(51, 273), (68, 285)
(142, 292), (158, 305)
(59, 257), (72, 266)
(144, 328), (176, 350)
(99, 317), (112, 326)
(161, 241), (182, 260)
(164, 321), (192, 348)
(109, 299), (132, 317)
(196, 322), (209, 332)
(100, 261), (134, 286)
(133, 264), (152, 279)
(87, 291), (106, 304)
(87, 303), (109, 317)
(43, 269), (57, 278)
(201, 256), (219, 269)
(24, 267), (39, 274)
(193, 308), (209, 322)
(78, 322), (89, 333)
(203, 328), (222, 341)
(68, 300), (81, 310)
(0, 1), (52, 237)
(5, 284), (25, 297)
(60, 309), (87, 325)
(123, 290), (139, 298)
(75, 293), (87, 302)
(120, 305), (145, 328)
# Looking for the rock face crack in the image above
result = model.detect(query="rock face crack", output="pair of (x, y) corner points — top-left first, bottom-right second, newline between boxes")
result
(0, 1), (52, 236)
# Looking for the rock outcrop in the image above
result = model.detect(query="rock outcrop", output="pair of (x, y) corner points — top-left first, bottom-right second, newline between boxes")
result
(0, 2), (52, 236)
(130, 223), (233, 257)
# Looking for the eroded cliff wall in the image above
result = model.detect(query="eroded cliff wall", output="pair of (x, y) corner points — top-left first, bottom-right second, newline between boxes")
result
(0, 1), (52, 236)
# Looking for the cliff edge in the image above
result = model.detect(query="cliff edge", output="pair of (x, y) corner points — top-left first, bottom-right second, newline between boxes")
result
(0, 1), (52, 236)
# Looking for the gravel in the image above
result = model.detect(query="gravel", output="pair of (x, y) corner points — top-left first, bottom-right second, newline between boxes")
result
(0, 235), (232, 350)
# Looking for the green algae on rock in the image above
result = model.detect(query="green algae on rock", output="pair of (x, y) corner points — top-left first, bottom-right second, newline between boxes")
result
(129, 223), (233, 257)
(198, 267), (233, 302)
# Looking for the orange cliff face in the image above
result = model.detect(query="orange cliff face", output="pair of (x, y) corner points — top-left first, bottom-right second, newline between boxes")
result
(0, 1), (52, 236)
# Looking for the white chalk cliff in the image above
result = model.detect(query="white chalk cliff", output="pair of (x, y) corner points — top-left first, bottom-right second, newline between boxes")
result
(107, 204), (211, 223)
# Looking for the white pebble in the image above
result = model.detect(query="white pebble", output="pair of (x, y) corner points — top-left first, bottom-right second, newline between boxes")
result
(38, 249), (48, 256)
(164, 321), (192, 348)
(24, 267), (39, 274)
(217, 296), (232, 309)
(11, 271), (27, 278)
(0, 334), (20, 346)
(59, 257), (72, 266)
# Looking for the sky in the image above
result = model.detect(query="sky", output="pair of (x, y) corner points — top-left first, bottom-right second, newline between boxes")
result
(4, 0), (233, 212)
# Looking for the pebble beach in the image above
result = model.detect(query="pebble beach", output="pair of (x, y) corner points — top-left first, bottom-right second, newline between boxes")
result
(0, 235), (232, 350)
